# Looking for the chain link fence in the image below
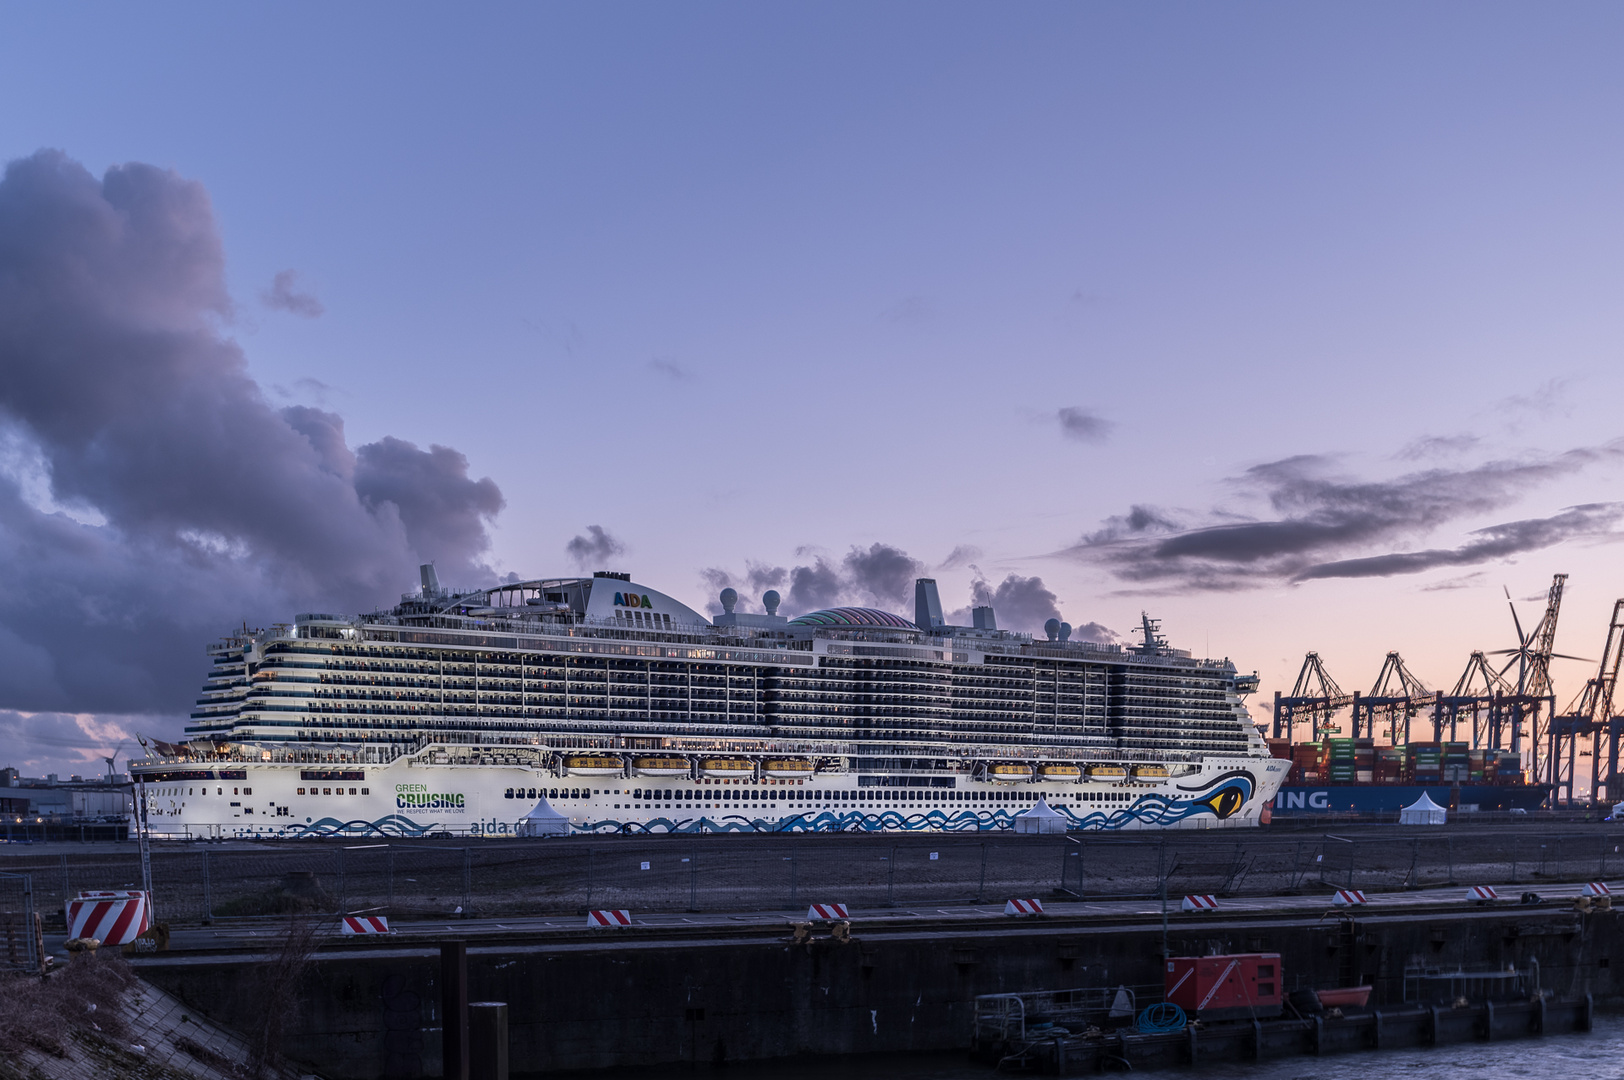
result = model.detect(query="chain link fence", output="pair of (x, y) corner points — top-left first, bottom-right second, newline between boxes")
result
(4, 828), (1624, 925)
(0, 870), (41, 972)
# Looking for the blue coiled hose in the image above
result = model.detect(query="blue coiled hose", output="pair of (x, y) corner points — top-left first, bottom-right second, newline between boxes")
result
(1136, 1002), (1187, 1033)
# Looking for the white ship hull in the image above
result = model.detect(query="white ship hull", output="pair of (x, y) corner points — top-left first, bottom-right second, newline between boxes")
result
(139, 751), (1288, 839)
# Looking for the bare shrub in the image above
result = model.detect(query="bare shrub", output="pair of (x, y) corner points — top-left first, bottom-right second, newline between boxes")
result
(0, 950), (136, 1057)
(246, 916), (323, 1079)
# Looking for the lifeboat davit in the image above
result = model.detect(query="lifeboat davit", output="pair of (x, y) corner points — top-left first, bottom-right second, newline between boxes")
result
(701, 758), (754, 779)
(1038, 763), (1082, 780)
(1086, 764), (1128, 780)
(989, 763), (1034, 781)
(564, 755), (623, 776)
(1131, 764), (1170, 780)
(764, 759), (814, 779)
(633, 757), (690, 777)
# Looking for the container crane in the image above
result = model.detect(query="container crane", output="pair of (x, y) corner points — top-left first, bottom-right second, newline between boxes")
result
(1271, 652), (1354, 742)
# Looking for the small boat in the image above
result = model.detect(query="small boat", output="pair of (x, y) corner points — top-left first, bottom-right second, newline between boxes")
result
(1314, 986), (1372, 1009)
(564, 755), (623, 776)
(701, 758), (755, 778)
(1132, 764), (1170, 780)
(990, 763), (1034, 781)
(1038, 764), (1082, 780)
(764, 759), (814, 778)
(1086, 765), (1128, 780)
(633, 757), (690, 776)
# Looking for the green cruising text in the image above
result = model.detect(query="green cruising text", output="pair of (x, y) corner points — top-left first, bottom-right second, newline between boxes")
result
(132, 568), (1286, 838)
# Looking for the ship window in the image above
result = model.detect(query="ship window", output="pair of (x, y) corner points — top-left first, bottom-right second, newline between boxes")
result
(233, 788), (239, 795)
(323, 788), (331, 795)
(217, 787), (223, 795)
(362, 788), (369, 795)
(244, 787), (252, 796)
(505, 789), (514, 799)
(663, 789), (672, 799)
(350, 788), (357, 795)
(528, 788), (537, 799)
(297, 788), (305, 795)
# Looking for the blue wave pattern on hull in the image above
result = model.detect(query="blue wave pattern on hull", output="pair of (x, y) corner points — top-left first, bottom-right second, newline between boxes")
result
(573, 789), (1250, 834)
(271, 775), (1254, 837)
(284, 814), (442, 838)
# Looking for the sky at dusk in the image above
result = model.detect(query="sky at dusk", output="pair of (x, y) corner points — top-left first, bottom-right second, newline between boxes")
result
(2, 3), (1623, 775)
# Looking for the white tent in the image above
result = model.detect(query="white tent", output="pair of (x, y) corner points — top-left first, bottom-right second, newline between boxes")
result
(1399, 792), (1448, 826)
(516, 797), (572, 837)
(1014, 798), (1069, 835)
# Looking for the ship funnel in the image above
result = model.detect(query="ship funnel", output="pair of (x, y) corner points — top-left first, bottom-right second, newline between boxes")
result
(914, 578), (945, 630)
(420, 563), (441, 596)
(972, 605), (997, 631)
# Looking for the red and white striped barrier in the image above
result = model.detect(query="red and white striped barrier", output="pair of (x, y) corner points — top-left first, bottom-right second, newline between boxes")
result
(1333, 889), (1368, 907)
(587, 909), (632, 927)
(65, 890), (151, 946)
(340, 916), (390, 935)
(1181, 894), (1219, 912)
(1466, 886), (1499, 903)
(1585, 882), (1612, 897)
(806, 903), (849, 921)
(1003, 899), (1044, 916)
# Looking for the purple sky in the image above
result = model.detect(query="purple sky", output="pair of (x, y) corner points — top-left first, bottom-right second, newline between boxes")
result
(2, 3), (1623, 775)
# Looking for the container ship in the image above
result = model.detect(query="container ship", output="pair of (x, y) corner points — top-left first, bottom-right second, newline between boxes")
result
(130, 568), (1287, 838)
(1266, 737), (1549, 815)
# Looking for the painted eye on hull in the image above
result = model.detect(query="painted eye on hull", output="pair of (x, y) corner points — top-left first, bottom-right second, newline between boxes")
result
(1199, 785), (1247, 819)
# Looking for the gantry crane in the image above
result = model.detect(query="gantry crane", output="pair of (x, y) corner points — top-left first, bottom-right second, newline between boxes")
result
(1433, 651), (1513, 746)
(1271, 652), (1354, 742)
(1489, 574), (1575, 793)
(1549, 599), (1624, 806)
(1352, 652), (1436, 744)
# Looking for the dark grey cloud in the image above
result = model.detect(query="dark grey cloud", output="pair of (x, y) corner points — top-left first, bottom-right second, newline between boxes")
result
(1065, 446), (1623, 590)
(939, 544), (982, 569)
(1397, 434), (1480, 461)
(842, 543), (923, 608)
(698, 562), (792, 614)
(710, 544), (927, 616)
(261, 269), (324, 318)
(971, 571), (1062, 635)
(0, 149), (503, 731)
(565, 525), (624, 570)
(1496, 378), (1572, 421)
(1293, 504), (1624, 582)
(0, 708), (142, 773)
(1057, 406), (1112, 443)
(787, 558), (845, 613)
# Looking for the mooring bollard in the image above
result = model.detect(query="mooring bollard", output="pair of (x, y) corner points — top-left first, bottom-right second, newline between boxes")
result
(441, 941), (469, 1080)
(470, 1001), (509, 1080)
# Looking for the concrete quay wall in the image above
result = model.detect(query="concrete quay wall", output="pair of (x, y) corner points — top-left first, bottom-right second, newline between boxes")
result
(136, 905), (1624, 1078)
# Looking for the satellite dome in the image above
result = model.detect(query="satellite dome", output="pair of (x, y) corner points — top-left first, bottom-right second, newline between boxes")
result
(1044, 618), (1061, 641)
(719, 588), (738, 613)
(1059, 622), (1072, 642)
(763, 590), (781, 615)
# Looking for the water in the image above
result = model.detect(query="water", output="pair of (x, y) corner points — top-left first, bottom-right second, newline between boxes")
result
(552, 1015), (1624, 1080)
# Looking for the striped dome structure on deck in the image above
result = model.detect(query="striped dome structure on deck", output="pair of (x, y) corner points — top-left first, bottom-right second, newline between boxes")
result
(788, 607), (918, 630)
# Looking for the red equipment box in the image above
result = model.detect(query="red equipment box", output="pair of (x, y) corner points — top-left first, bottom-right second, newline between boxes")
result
(1164, 953), (1283, 1020)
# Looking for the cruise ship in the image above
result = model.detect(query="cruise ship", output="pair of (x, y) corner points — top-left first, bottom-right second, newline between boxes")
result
(131, 568), (1287, 838)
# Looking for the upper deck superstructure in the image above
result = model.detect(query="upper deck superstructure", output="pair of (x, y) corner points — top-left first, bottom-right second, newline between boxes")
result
(182, 570), (1262, 766)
